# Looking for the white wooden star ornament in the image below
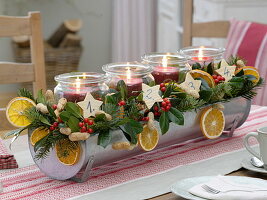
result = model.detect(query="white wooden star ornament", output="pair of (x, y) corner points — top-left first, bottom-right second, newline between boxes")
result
(215, 59), (236, 82)
(179, 73), (201, 93)
(77, 92), (103, 118)
(142, 83), (163, 109)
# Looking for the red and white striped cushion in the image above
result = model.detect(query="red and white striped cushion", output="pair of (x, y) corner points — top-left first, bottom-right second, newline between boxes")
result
(225, 19), (267, 106)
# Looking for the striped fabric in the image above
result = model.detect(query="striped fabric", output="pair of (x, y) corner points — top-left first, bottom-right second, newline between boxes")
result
(225, 19), (267, 106)
(0, 139), (18, 170)
(0, 105), (266, 199)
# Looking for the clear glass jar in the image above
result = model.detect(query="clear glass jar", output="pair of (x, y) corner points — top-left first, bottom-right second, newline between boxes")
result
(54, 72), (109, 102)
(141, 52), (189, 84)
(180, 46), (225, 66)
(102, 62), (154, 97)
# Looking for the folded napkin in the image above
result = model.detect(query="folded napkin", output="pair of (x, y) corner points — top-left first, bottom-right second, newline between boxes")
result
(0, 139), (18, 169)
(189, 176), (267, 200)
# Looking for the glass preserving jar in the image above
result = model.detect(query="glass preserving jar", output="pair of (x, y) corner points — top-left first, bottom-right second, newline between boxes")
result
(141, 52), (189, 84)
(102, 62), (154, 97)
(54, 72), (109, 102)
(180, 46), (225, 66)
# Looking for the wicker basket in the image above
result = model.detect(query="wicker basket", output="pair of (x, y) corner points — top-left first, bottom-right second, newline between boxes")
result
(12, 42), (82, 91)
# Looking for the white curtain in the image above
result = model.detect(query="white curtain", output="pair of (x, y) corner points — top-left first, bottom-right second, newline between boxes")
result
(112, 0), (157, 62)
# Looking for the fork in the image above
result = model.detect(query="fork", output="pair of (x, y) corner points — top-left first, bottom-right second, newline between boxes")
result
(201, 184), (267, 194)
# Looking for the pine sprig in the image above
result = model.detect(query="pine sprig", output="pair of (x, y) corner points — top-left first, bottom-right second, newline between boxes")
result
(24, 107), (51, 127)
(34, 133), (67, 160)
(18, 88), (34, 101)
(175, 95), (205, 112)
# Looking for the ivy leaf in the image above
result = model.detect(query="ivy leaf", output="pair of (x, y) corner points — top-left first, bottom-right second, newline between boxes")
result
(47, 105), (56, 120)
(120, 119), (143, 144)
(207, 62), (214, 75)
(192, 63), (202, 70)
(169, 107), (184, 125)
(159, 111), (169, 134)
(117, 80), (128, 99)
(67, 116), (80, 132)
(59, 111), (71, 122)
(94, 113), (106, 122)
(196, 77), (210, 90)
(36, 90), (46, 104)
(65, 102), (82, 119)
(40, 116), (51, 126)
(97, 130), (111, 148)
(136, 92), (143, 101)
(199, 89), (212, 102)
(163, 83), (173, 98)
(235, 69), (244, 77)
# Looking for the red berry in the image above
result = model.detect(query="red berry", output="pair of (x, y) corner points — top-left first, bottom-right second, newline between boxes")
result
(161, 87), (166, 92)
(50, 126), (55, 131)
(58, 117), (63, 123)
(155, 112), (161, 116)
(52, 104), (57, 110)
(88, 119), (94, 125)
(218, 76), (224, 81)
(78, 122), (84, 127)
(81, 126), (87, 133)
(163, 98), (168, 102)
(161, 102), (167, 107)
(119, 100), (126, 106)
(166, 106), (171, 111)
(161, 107), (166, 112)
(154, 106), (159, 111)
(166, 100), (170, 105)
(53, 122), (59, 127)
(84, 118), (89, 123)
(215, 79), (219, 84)
(221, 77), (225, 81)
(141, 117), (146, 121)
(212, 75), (217, 79)
(160, 83), (165, 88)
(87, 128), (94, 133)
(145, 117), (149, 121)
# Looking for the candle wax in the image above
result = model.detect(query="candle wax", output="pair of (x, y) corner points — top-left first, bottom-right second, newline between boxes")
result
(125, 78), (142, 97)
(152, 66), (179, 84)
(63, 91), (86, 103)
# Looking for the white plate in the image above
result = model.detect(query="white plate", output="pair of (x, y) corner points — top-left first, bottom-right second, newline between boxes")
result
(241, 158), (267, 174)
(170, 176), (267, 200)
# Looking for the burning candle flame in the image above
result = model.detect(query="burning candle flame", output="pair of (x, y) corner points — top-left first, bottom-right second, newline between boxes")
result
(126, 62), (131, 81)
(82, 72), (86, 79)
(75, 78), (81, 93)
(198, 46), (204, 61)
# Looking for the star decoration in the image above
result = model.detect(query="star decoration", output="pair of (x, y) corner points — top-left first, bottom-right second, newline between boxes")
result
(142, 83), (163, 109)
(215, 59), (236, 82)
(77, 92), (103, 118)
(179, 73), (201, 93)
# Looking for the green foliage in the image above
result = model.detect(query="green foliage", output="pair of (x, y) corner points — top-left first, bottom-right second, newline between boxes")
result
(34, 133), (68, 160)
(159, 111), (169, 134)
(67, 116), (80, 132)
(117, 80), (128, 99)
(36, 90), (46, 104)
(24, 107), (51, 127)
(97, 130), (111, 148)
(65, 102), (82, 119)
(17, 88), (34, 101)
(168, 107), (184, 125)
(120, 119), (143, 144)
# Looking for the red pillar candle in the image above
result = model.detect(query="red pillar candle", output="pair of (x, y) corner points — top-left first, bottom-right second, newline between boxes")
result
(152, 66), (179, 84)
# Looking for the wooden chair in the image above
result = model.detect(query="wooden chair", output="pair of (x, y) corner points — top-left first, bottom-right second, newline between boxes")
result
(0, 12), (46, 131)
(182, 0), (230, 47)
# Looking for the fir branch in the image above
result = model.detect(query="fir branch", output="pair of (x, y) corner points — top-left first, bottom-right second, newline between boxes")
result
(24, 107), (51, 127)
(34, 133), (67, 160)
(18, 88), (34, 101)
(175, 95), (205, 112)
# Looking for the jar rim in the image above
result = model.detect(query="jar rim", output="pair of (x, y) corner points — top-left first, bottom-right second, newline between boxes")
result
(180, 46), (226, 57)
(102, 62), (153, 76)
(141, 52), (188, 65)
(54, 72), (108, 84)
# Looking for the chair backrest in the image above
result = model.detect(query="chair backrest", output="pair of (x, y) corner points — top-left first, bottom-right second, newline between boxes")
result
(182, 0), (230, 47)
(0, 12), (46, 131)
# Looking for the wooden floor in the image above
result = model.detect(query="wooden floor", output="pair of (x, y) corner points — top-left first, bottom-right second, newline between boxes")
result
(148, 168), (267, 200)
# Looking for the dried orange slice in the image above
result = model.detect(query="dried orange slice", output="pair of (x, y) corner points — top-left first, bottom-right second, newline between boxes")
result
(55, 138), (80, 165)
(236, 66), (260, 84)
(200, 107), (225, 139)
(190, 70), (215, 88)
(138, 125), (159, 151)
(30, 127), (50, 146)
(6, 97), (36, 127)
